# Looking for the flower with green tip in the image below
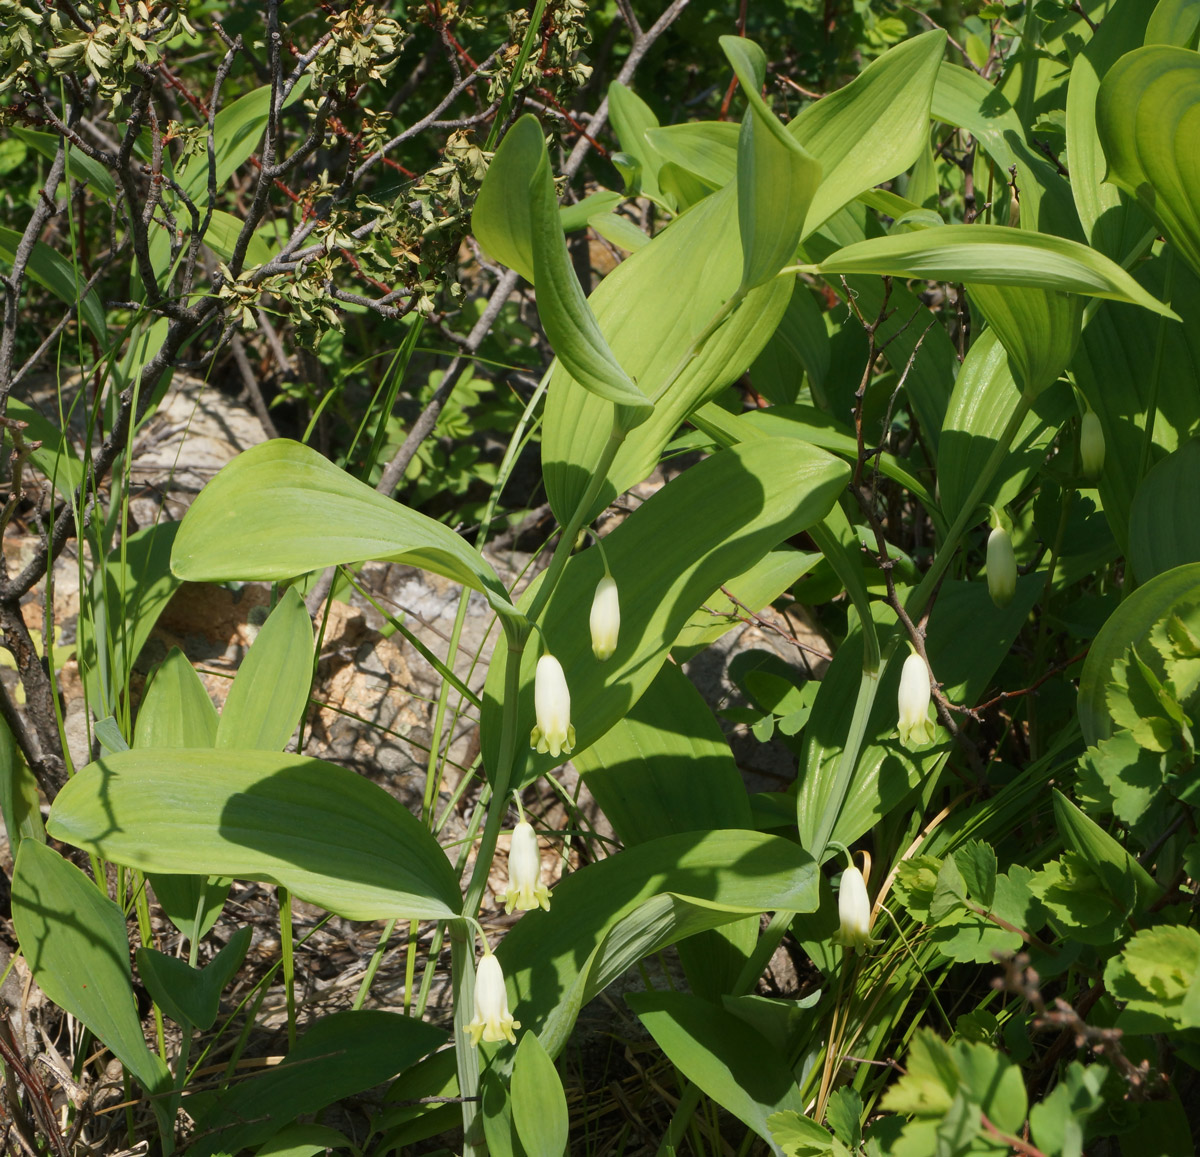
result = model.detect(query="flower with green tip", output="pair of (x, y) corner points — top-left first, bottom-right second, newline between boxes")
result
(502, 820), (551, 913)
(589, 574), (620, 661)
(986, 525), (1017, 609)
(466, 951), (520, 1046)
(897, 650), (935, 748)
(530, 653), (575, 757)
(1080, 410), (1105, 480)
(831, 866), (879, 950)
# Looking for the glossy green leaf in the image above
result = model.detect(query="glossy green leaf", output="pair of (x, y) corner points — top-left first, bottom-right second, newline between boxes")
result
(512, 1033), (568, 1157)
(1097, 45), (1200, 278)
(1073, 252), (1200, 553)
(79, 521), (183, 714)
(627, 990), (806, 1152)
(541, 180), (794, 523)
(607, 82), (667, 205)
(1065, 0), (1156, 260)
(216, 587), (313, 750)
(789, 29), (946, 236)
(480, 1067), (525, 1157)
(189, 1011), (445, 1157)
(134, 647), (218, 749)
(1128, 439), (1200, 583)
(136, 925), (251, 1031)
(644, 121), (738, 189)
(938, 329), (1071, 521)
(1147, 0), (1200, 46)
(150, 874), (230, 944)
(721, 36), (821, 290)
(1078, 562), (1200, 745)
(497, 830), (819, 1059)
(813, 225), (1176, 316)
(559, 189), (622, 232)
(47, 749), (463, 921)
(254, 1124), (360, 1157)
(966, 283), (1083, 396)
(171, 439), (521, 624)
(201, 208), (274, 268)
(12, 842), (171, 1099)
(0, 226), (106, 341)
(528, 142), (651, 418)
(472, 115), (542, 283)
(574, 661), (750, 846)
(481, 439), (849, 785)
(588, 211), (649, 252)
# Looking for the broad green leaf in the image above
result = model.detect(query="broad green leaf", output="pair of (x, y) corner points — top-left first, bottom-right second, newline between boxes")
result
(798, 576), (1043, 856)
(575, 663), (757, 1000)
(177, 78), (310, 204)
(1097, 45), (1200, 278)
(658, 160), (720, 210)
(931, 60), (1078, 236)
(12, 128), (116, 197)
(255, 1124), (361, 1157)
(480, 1067), (524, 1157)
(481, 439), (849, 786)
(541, 180), (793, 523)
(1078, 562), (1200, 744)
(721, 36), (821, 290)
(954, 840), (998, 910)
(1052, 790), (1161, 913)
(627, 990), (806, 1153)
(826, 1087), (864, 1149)
(47, 749), (463, 921)
(149, 874), (230, 944)
(0, 226), (106, 341)
(559, 189), (622, 232)
(170, 439), (521, 625)
(1148, 0), (1200, 46)
(12, 842), (170, 1099)
(1029, 1063), (1106, 1157)
(216, 587), (313, 751)
(789, 29), (946, 236)
(1065, 0), (1156, 260)
(512, 1032), (568, 1157)
(1129, 439), (1200, 583)
(644, 121), (738, 189)
(527, 139), (651, 418)
(1105, 925), (1200, 1031)
(574, 662), (751, 847)
(135, 925), (251, 1030)
(472, 115), (542, 283)
(134, 647), (218, 749)
(937, 329), (1072, 521)
(1073, 252), (1200, 553)
(201, 208), (274, 267)
(607, 82), (667, 205)
(497, 830), (819, 1059)
(79, 521), (183, 714)
(813, 225), (1176, 316)
(966, 282), (1083, 396)
(767, 1111), (836, 1157)
(188, 1011), (445, 1157)
(671, 547), (821, 661)
(588, 211), (649, 252)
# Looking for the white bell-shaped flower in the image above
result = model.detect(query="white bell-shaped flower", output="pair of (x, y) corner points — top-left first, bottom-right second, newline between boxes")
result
(831, 866), (879, 950)
(986, 526), (1017, 609)
(589, 575), (620, 661)
(530, 654), (575, 757)
(1080, 410), (1105, 479)
(502, 821), (551, 914)
(897, 650), (935, 748)
(466, 951), (520, 1046)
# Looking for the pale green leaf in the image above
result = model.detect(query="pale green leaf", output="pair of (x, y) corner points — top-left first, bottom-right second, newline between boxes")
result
(47, 749), (463, 921)
(512, 1032), (569, 1157)
(472, 115), (542, 283)
(607, 82), (667, 204)
(1129, 438), (1200, 583)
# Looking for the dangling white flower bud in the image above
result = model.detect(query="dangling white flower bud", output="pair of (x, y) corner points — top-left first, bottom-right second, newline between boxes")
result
(530, 654), (575, 758)
(897, 650), (935, 748)
(502, 821), (551, 914)
(986, 526), (1017, 609)
(831, 866), (878, 950)
(589, 575), (620, 661)
(466, 952), (520, 1046)
(1080, 410), (1105, 480)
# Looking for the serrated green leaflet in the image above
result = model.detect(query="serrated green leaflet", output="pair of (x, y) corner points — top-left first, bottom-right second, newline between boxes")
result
(47, 748), (462, 921)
